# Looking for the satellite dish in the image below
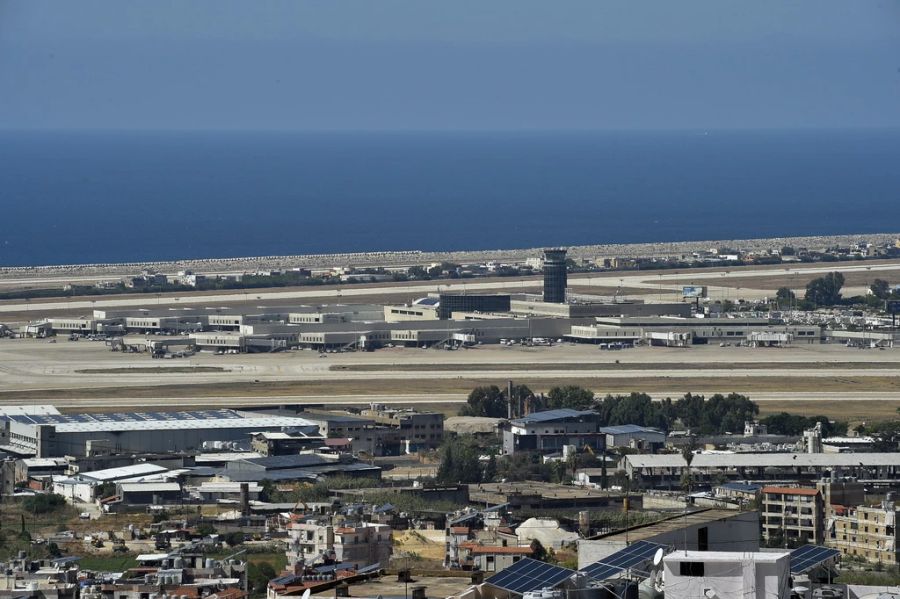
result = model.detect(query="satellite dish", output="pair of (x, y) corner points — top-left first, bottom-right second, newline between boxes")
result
(301, 589), (311, 599)
(652, 548), (664, 567)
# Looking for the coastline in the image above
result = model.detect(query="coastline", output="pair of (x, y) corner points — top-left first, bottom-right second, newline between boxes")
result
(1, 231), (897, 280)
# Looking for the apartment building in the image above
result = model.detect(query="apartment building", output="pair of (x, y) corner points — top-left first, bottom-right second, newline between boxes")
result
(286, 522), (392, 569)
(761, 486), (825, 546)
(829, 502), (899, 565)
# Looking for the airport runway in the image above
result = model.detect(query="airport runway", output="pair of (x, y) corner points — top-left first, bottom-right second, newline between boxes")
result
(2, 259), (899, 313)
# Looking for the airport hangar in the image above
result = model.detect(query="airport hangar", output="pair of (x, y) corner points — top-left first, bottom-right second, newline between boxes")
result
(0, 408), (318, 458)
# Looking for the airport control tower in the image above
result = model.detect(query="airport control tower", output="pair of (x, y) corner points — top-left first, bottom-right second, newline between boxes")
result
(542, 248), (568, 303)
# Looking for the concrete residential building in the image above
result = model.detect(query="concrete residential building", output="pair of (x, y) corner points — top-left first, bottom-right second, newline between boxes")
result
(470, 546), (535, 573)
(361, 405), (444, 451)
(286, 522), (392, 569)
(829, 502), (900, 565)
(299, 411), (405, 456)
(761, 486), (825, 546)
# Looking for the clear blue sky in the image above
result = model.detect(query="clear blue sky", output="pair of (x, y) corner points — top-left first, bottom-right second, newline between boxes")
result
(1, 0), (899, 130)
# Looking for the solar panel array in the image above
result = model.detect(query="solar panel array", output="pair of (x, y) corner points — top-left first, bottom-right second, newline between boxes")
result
(790, 545), (840, 574)
(579, 541), (666, 581)
(2, 409), (242, 425)
(485, 558), (575, 594)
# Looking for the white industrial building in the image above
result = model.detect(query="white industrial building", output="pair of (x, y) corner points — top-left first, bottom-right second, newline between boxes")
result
(0, 408), (318, 457)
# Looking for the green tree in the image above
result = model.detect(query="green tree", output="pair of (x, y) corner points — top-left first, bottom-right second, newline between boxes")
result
(460, 386), (506, 417)
(545, 385), (595, 410)
(775, 287), (795, 308)
(436, 435), (484, 484)
(871, 279), (892, 300)
(483, 454), (498, 482)
(675, 393), (758, 435)
(760, 413), (846, 437)
(505, 384), (535, 414)
(96, 482), (116, 499)
(22, 494), (66, 515)
(248, 561), (277, 595)
(258, 479), (275, 502)
(595, 393), (674, 430)
(805, 272), (845, 306)
(531, 539), (549, 562)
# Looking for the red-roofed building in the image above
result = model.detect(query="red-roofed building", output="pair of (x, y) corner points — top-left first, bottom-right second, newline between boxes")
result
(762, 486), (824, 545)
(445, 525), (474, 569)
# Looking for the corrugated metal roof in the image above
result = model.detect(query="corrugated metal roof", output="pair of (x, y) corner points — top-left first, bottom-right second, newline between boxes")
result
(119, 482), (181, 493)
(21, 457), (67, 468)
(80, 463), (168, 482)
(625, 453), (900, 469)
(136, 553), (170, 562)
(197, 482), (262, 492)
(5, 408), (314, 433)
(599, 425), (663, 435)
(762, 486), (819, 496)
(512, 409), (596, 425)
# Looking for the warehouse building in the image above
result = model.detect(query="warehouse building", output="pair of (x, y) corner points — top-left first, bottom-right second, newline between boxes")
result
(622, 453), (900, 485)
(0, 408), (318, 458)
(501, 409), (606, 455)
(221, 453), (382, 483)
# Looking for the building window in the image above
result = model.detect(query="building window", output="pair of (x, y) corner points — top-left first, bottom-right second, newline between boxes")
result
(679, 562), (705, 577)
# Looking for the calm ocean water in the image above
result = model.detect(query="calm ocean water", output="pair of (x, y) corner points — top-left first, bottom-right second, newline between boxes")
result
(0, 129), (898, 267)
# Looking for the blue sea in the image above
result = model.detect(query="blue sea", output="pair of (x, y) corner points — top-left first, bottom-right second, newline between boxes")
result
(0, 129), (898, 267)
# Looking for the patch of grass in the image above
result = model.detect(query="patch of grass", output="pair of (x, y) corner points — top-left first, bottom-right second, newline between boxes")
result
(756, 400), (900, 422)
(208, 549), (287, 573)
(8, 374), (900, 403)
(74, 366), (226, 374)
(332, 361), (897, 372)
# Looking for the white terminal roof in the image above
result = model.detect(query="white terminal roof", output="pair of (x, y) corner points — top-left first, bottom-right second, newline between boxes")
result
(625, 453), (900, 469)
(1, 408), (314, 433)
(80, 463), (168, 482)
